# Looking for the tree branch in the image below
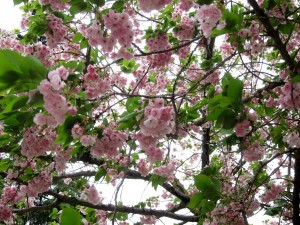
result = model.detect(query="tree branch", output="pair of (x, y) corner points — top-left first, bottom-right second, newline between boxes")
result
(247, 0), (296, 70)
(293, 149), (300, 224)
(44, 191), (198, 222)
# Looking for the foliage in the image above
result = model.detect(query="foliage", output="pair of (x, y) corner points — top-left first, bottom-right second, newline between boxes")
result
(0, 0), (299, 224)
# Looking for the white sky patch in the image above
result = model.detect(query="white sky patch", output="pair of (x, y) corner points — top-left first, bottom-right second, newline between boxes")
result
(0, 0), (23, 31)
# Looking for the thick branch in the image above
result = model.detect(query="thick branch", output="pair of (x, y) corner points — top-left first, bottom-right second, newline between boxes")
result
(133, 37), (201, 57)
(53, 171), (96, 181)
(201, 127), (210, 169)
(44, 191), (198, 222)
(247, 0), (295, 70)
(293, 149), (300, 224)
(126, 170), (190, 203)
(53, 168), (190, 204)
(242, 81), (285, 104)
(13, 202), (59, 214)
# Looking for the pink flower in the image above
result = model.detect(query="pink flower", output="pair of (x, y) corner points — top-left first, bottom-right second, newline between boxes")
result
(138, 0), (172, 12)
(137, 159), (150, 176)
(140, 215), (156, 224)
(80, 135), (96, 147)
(196, 5), (222, 37)
(0, 204), (12, 221)
(84, 185), (102, 205)
(234, 120), (251, 137)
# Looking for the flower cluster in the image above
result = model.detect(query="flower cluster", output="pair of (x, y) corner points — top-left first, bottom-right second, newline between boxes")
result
(243, 142), (265, 162)
(25, 43), (53, 67)
(1, 187), (23, 205)
(38, 79), (68, 124)
(146, 34), (172, 68)
(234, 120), (251, 137)
(79, 21), (108, 48)
(82, 185), (103, 205)
(134, 133), (164, 162)
(80, 10), (133, 56)
(54, 147), (73, 174)
(139, 99), (175, 138)
(21, 126), (56, 159)
(103, 10), (134, 48)
(196, 5), (222, 37)
(0, 204), (12, 222)
(261, 184), (283, 203)
(21, 171), (52, 197)
(136, 159), (151, 176)
(283, 131), (300, 148)
(173, 16), (195, 40)
(39, 0), (68, 11)
(45, 14), (67, 48)
(278, 82), (300, 110)
(91, 127), (128, 159)
(138, 0), (172, 12)
(80, 135), (96, 147)
(82, 65), (111, 99)
(153, 161), (177, 181)
(106, 168), (124, 186)
(186, 64), (204, 80)
(177, 44), (190, 58)
(140, 215), (157, 224)
(179, 0), (194, 11)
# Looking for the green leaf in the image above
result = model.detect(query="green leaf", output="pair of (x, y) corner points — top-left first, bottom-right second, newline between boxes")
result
(188, 192), (204, 209)
(55, 115), (82, 147)
(111, 0), (127, 13)
(278, 21), (295, 35)
(194, 174), (220, 200)
(70, 0), (89, 15)
(89, 0), (105, 7)
(199, 200), (216, 214)
(0, 159), (11, 172)
(114, 212), (128, 221)
(72, 32), (84, 43)
(13, 0), (24, 5)
(201, 166), (217, 177)
(0, 50), (47, 95)
(61, 208), (81, 225)
(196, 0), (214, 5)
(126, 97), (140, 112)
(1, 96), (29, 114)
(265, 206), (281, 216)
(95, 167), (106, 181)
(149, 174), (167, 190)
(194, 174), (214, 191)
(118, 111), (139, 131)
(216, 109), (237, 129)
(206, 106), (226, 121)
(223, 9), (243, 30)
(290, 75), (300, 83)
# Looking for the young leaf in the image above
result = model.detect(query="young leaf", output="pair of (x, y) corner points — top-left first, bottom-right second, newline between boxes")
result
(61, 208), (81, 225)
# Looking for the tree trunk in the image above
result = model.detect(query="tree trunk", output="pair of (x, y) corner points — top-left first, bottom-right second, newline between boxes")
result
(293, 149), (300, 224)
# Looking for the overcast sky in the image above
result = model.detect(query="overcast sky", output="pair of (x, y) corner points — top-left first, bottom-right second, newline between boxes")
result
(0, 0), (23, 31)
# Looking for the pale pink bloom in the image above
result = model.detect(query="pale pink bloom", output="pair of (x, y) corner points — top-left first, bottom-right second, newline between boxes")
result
(137, 159), (150, 176)
(84, 185), (102, 205)
(196, 5), (222, 37)
(80, 135), (96, 147)
(138, 0), (172, 12)
(140, 215), (156, 224)
(234, 120), (251, 137)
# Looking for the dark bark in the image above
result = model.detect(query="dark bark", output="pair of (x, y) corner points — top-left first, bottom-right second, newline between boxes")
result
(37, 191), (199, 222)
(247, 0), (296, 70)
(293, 150), (300, 224)
(201, 127), (210, 169)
